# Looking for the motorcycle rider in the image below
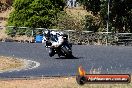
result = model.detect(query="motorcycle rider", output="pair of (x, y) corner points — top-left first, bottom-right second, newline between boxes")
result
(42, 30), (65, 57)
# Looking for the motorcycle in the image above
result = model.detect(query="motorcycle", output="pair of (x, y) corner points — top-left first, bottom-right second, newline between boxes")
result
(45, 34), (73, 58)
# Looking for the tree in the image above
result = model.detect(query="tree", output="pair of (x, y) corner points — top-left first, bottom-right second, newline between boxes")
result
(108, 0), (132, 33)
(8, 0), (65, 28)
(84, 15), (100, 32)
(77, 0), (101, 15)
(99, 0), (132, 33)
(7, 0), (65, 36)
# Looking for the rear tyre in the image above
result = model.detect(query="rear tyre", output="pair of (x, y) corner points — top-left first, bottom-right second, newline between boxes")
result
(61, 46), (72, 58)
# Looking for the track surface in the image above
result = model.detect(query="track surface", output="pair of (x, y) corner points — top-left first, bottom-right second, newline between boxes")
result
(0, 42), (132, 78)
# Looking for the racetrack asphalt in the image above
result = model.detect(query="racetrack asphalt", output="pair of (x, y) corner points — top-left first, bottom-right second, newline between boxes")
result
(0, 42), (132, 78)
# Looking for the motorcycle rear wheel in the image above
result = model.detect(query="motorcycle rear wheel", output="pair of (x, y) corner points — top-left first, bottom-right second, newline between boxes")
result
(61, 46), (72, 58)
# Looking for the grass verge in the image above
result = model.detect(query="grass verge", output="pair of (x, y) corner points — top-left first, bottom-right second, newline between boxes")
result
(0, 56), (24, 72)
(0, 76), (132, 88)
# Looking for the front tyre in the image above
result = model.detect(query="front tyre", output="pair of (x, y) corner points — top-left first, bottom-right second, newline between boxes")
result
(49, 48), (55, 57)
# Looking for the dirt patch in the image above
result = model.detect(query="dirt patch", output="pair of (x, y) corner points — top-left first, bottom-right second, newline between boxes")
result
(0, 7), (12, 40)
(65, 7), (92, 21)
(0, 7), (14, 39)
(0, 56), (24, 72)
(0, 29), (8, 39)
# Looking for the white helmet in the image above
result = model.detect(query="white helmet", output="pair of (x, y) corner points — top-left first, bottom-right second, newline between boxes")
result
(44, 29), (51, 38)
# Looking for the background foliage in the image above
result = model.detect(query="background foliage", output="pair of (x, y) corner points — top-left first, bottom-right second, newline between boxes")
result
(7, 0), (65, 36)
(6, 0), (132, 37)
(78, 0), (132, 33)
